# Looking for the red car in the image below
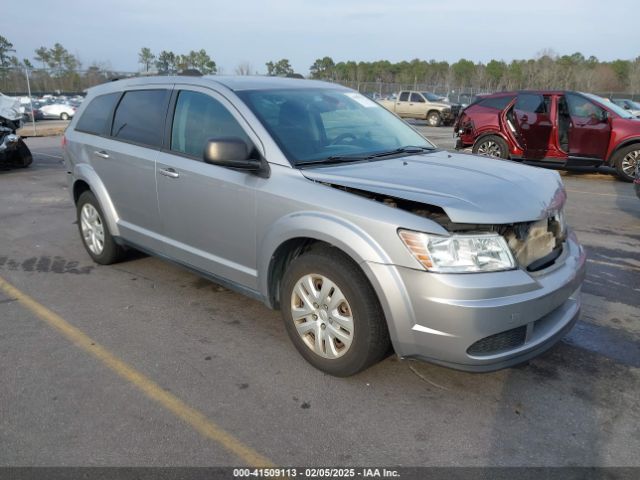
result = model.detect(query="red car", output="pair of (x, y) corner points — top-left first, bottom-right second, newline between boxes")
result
(454, 90), (640, 181)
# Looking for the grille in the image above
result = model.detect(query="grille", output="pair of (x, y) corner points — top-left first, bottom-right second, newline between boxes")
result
(467, 325), (527, 356)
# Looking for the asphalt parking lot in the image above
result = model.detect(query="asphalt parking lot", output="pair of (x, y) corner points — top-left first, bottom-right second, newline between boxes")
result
(1, 130), (639, 467)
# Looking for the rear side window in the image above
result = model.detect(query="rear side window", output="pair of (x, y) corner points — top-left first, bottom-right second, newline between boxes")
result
(171, 90), (250, 158)
(399, 92), (410, 102)
(75, 93), (120, 135)
(478, 95), (514, 110)
(515, 93), (548, 114)
(111, 89), (170, 147)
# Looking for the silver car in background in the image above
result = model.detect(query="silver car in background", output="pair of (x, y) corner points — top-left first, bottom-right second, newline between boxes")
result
(63, 76), (586, 376)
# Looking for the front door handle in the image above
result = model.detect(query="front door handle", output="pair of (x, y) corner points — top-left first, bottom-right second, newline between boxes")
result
(93, 150), (109, 159)
(159, 167), (180, 179)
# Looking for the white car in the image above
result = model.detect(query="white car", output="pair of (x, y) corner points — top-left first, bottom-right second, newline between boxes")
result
(40, 103), (76, 120)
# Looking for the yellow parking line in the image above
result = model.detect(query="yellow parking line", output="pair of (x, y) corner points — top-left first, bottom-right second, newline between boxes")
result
(0, 275), (273, 467)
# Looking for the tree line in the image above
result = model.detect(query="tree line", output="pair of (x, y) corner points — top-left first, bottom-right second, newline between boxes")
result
(1, 33), (639, 96)
(307, 52), (640, 94)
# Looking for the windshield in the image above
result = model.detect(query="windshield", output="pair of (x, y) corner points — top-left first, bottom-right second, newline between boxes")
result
(421, 92), (444, 102)
(583, 93), (635, 119)
(237, 88), (435, 166)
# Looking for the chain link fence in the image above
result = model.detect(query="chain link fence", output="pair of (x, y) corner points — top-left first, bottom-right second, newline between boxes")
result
(1, 67), (639, 121)
(335, 80), (640, 104)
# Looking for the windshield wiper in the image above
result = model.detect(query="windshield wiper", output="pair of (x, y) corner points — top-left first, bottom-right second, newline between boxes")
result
(299, 146), (435, 167)
(367, 145), (435, 158)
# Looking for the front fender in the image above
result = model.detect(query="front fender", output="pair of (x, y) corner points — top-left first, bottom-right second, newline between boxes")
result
(72, 163), (120, 237)
(257, 211), (393, 302)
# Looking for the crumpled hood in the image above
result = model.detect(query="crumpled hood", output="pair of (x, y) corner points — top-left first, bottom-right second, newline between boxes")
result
(301, 150), (566, 224)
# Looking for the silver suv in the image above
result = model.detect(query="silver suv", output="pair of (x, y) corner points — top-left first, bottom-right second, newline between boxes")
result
(63, 76), (586, 376)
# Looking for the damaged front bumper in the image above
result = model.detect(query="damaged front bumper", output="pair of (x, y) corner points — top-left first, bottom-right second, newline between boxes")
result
(363, 231), (586, 372)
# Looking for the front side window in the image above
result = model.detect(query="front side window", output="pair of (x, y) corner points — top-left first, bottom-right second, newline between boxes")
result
(410, 93), (425, 103)
(171, 90), (251, 158)
(566, 93), (605, 119)
(76, 92), (120, 135)
(112, 89), (170, 147)
(237, 88), (434, 166)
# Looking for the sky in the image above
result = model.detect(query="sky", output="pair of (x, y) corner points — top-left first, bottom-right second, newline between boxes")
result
(4, 0), (638, 74)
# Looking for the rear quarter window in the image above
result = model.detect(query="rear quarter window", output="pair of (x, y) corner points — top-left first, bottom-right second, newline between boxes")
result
(111, 89), (170, 147)
(515, 93), (548, 113)
(75, 93), (121, 135)
(478, 96), (515, 110)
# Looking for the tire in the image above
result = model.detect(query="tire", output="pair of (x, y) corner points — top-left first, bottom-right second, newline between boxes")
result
(280, 246), (390, 376)
(76, 191), (125, 265)
(612, 144), (639, 182)
(60, 112), (69, 120)
(426, 111), (442, 127)
(472, 135), (510, 159)
(8, 139), (33, 168)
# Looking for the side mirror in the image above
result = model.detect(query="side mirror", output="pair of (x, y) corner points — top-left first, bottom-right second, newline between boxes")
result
(600, 110), (609, 123)
(623, 104), (630, 110)
(203, 138), (269, 177)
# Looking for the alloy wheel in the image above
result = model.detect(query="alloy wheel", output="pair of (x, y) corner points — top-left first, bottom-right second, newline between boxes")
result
(80, 203), (105, 255)
(290, 274), (354, 359)
(477, 140), (503, 158)
(621, 149), (639, 177)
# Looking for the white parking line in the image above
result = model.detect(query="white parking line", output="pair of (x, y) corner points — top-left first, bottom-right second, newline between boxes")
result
(566, 189), (636, 199)
(587, 258), (640, 273)
(32, 152), (63, 160)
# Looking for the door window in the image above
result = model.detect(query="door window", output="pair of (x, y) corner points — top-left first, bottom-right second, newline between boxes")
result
(398, 92), (410, 102)
(170, 90), (251, 158)
(111, 90), (170, 147)
(565, 93), (605, 120)
(410, 93), (425, 103)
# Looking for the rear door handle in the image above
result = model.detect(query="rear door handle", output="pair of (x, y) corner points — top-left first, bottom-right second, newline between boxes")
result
(93, 150), (109, 159)
(159, 167), (180, 179)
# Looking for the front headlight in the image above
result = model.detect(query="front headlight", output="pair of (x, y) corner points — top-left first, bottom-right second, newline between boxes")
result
(398, 230), (516, 273)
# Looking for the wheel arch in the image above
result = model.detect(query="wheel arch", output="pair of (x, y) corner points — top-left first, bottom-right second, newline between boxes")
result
(473, 130), (510, 147)
(258, 212), (393, 310)
(72, 163), (120, 237)
(607, 137), (640, 165)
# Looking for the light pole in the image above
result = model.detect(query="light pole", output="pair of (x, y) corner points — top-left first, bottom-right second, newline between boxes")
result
(24, 67), (36, 136)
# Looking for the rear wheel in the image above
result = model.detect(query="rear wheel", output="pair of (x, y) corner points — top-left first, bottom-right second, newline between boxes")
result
(426, 111), (442, 127)
(472, 135), (509, 159)
(60, 112), (69, 120)
(280, 246), (390, 376)
(76, 191), (125, 264)
(612, 144), (639, 182)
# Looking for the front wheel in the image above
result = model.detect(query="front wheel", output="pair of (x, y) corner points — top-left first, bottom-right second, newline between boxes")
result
(60, 112), (69, 120)
(472, 135), (509, 159)
(280, 246), (390, 376)
(612, 144), (639, 182)
(426, 111), (442, 127)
